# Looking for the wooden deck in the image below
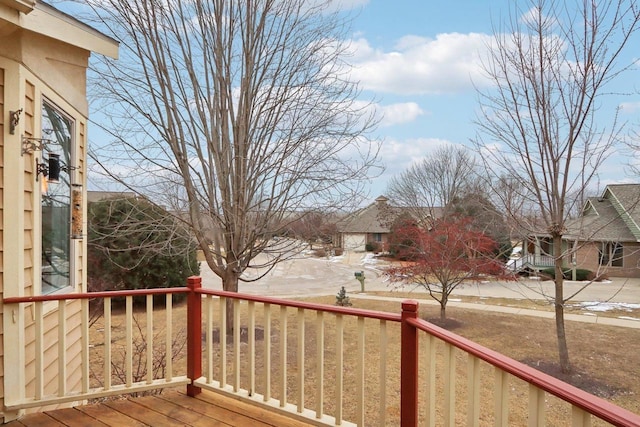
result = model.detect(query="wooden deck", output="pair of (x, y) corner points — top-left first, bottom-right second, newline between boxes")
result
(6, 389), (312, 426)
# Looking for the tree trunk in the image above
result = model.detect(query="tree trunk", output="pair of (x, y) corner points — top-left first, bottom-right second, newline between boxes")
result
(553, 235), (571, 373)
(222, 270), (239, 334)
(440, 294), (447, 321)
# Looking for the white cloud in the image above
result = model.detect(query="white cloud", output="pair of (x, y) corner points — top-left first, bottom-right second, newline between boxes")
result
(348, 32), (494, 95)
(367, 139), (478, 195)
(519, 6), (558, 28)
(380, 137), (455, 176)
(379, 102), (426, 127)
(620, 101), (640, 114)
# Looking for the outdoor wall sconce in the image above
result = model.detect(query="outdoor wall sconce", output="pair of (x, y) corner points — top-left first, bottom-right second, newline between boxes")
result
(36, 154), (78, 183)
(9, 109), (22, 135)
(36, 153), (61, 182)
(22, 135), (53, 156)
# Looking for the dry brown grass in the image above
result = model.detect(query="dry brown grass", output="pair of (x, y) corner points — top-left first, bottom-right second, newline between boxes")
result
(89, 295), (640, 425)
(368, 290), (640, 319)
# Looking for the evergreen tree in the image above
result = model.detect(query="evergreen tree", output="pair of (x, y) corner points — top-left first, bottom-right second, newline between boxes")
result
(88, 197), (200, 296)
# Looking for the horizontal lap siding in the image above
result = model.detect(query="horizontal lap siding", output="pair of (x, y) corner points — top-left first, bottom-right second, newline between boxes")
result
(24, 81), (34, 298)
(23, 79), (84, 412)
(0, 66), (4, 410)
(23, 300), (83, 413)
(2, 52), (90, 413)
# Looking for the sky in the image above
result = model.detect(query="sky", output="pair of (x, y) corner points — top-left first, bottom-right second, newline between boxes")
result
(339, 0), (640, 199)
(71, 0), (640, 201)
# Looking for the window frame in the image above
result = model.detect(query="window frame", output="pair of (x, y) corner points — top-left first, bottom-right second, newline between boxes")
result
(599, 241), (623, 268)
(40, 98), (76, 295)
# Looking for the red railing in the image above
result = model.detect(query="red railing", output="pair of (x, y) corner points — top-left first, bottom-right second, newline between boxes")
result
(4, 276), (640, 426)
(406, 314), (640, 427)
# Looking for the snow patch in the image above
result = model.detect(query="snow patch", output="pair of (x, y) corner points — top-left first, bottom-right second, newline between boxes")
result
(361, 253), (379, 265)
(575, 302), (640, 312)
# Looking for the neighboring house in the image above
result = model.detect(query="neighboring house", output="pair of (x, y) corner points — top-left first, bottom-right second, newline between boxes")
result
(87, 190), (136, 203)
(336, 195), (441, 252)
(0, 1), (118, 421)
(518, 184), (640, 278)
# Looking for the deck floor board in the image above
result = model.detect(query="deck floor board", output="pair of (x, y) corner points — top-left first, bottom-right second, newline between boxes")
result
(5, 390), (313, 426)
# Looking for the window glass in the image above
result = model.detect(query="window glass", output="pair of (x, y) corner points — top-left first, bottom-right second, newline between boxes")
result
(599, 242), (623, 267)
(41, 102), (74, 294)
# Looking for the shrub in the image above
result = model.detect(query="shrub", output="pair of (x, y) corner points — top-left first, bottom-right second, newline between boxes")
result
(333, 248), (344, 256)
(312, 248), (327, 257)
(88, 197), (200, 303)
(335, 286), (352, 306)
(365, 241), (380, 252)
(540, 267), (593, 281)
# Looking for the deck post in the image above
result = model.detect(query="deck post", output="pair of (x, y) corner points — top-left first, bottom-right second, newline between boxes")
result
(401, 300), (419, 427)
(187, 276), (203, 396)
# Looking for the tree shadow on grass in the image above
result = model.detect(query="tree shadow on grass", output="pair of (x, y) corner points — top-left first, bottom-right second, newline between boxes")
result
(521, 358), (627, 399)
(424, 317), (463, 330)
(207, 326), (268, 345)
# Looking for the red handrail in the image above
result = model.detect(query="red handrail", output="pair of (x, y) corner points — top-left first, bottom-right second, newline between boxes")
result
(4, 277), (639, 426)
(3, 287), (190, 303)
(407, 316), (640, 427)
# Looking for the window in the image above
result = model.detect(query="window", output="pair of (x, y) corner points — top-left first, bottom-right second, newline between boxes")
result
(539, 237), (553, 256)
(373, 233), (382, 242)
(599, 242), (623, 267)
(41, 101), (74, 294)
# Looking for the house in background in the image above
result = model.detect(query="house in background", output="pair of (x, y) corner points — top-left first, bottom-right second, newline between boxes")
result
(0, 1), (118, 421)
(518, 183), (640, 278)
(86, 191), (136, 203)
(336, 195), (442, 252)
(336, 196), (393, 252)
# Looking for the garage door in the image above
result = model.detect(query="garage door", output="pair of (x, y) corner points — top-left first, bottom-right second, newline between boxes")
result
(343, 233), (366, 251)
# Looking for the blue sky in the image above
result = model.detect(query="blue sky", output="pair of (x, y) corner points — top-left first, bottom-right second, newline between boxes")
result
(73, 0), (640, 199)
(342, 0), (640, 198)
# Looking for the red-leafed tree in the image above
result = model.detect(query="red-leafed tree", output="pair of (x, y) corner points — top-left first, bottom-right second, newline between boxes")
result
(386, 216), (505, 321)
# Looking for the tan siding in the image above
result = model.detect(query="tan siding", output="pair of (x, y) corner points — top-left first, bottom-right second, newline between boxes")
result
(0, 65), (4, 411)
(65, 307), (83, 393)
(0, 312), (4, 402)
(23, 80), (35, 294)
(77, 121), (86, 292)
(24, 81), (35, 137)
(24, 301), (83, 406)
(3, 61), (91, 414)
(78, 122), (85, 182)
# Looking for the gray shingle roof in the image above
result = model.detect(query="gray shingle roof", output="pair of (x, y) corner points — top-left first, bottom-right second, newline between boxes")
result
(336, 196), (395, 233)
(565, 184), (640, 242)
(336, 196), (443, 233)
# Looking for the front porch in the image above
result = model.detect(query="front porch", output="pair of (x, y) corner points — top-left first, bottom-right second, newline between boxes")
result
(3, 277), (640, 426)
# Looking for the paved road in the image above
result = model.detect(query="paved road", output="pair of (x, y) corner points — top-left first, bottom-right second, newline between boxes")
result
(198, 251), (640, 304)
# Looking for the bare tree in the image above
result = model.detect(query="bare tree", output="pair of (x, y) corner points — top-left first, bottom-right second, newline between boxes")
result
(386, 145), (477, 220)
(82, 1), (380, 305)
(473, 0), (640, 373)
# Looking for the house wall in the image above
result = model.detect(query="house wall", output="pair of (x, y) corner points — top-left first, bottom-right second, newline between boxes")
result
(0, 65), (5, 413)
(1, 42), (89, 417)
(574, 241), (640, 278)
